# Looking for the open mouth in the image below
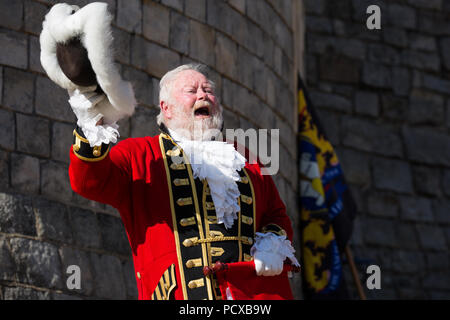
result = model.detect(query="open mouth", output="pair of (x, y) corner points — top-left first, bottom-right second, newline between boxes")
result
(194, 106), (210, 117)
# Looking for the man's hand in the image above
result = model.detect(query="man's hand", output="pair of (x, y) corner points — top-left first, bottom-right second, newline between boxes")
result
(251, 232), (300, 277)
(68, 86), (119, 147)
(254, 250), (284, 276)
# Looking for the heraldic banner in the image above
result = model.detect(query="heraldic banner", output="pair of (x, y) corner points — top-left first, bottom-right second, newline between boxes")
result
(297, 75), (358, 299)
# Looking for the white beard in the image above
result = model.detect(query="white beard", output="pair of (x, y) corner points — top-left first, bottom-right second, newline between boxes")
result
(167, 102), (224, 141)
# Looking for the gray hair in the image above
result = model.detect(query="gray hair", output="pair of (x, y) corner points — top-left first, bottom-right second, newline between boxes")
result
(157, 63), (217, 126)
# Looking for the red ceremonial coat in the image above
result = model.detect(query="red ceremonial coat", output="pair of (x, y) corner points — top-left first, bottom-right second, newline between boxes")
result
(69, 130), (294, 300)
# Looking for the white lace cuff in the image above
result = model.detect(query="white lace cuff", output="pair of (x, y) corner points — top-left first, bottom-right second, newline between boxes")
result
(78, 113), (120, 147)
(250, 232), (300, 267)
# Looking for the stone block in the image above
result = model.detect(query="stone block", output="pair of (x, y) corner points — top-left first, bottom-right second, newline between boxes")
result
(112, 26), (131, 64)
(0, 29), (27, 69)
(70, 207), (101, 249)
(381, 94), (408, 121)
(440, 37), (450, 70)
(426, 252), (449, 271)
(34, 198), (72, 243)
(388, 3), (417, 29)
(305, 0), (326, 14)
(122, 66), (155, 107)
(143, 0), (170, 46)
(40, 161), (72, 202)
(9, 237), (63, 289)
(117, 0), (142, 33)
(0, 0), (23, 30)
(98, 213), (130, 256)
(396, 223), (419, 250)
(442, 170), (450, 197)
(363, 218), (397, 247)
(392, 250), (425, 274)
(0, 108), (15, 150)
(308, 90), (352, 113)
(0, 193), (36, 236)
(52, 122), (74, 163)
(215, 33), (238, 78)
(35, 76), (76, 122)
(11, 153), (40, 194)
(237, 46), (256, 89)
(29, 35), (45, 74)
(3, 67), (35, 113)
(0, 235), (15, 281)
(189, 20), (215, 66)
(206, 0), (236, 37)
(24, 0), (48, 35)
(372, 157), (414, 194)
(407, 0), (442, 10)
(228, 0), (245, 14)
(402, 126), (450, 166)
(433, 199), (450, 224)
(185, 0), (206, 21)
(130, 106), (160, 138)
(4, 287), (50, 300)
(313, 109), (340, 146)
(401, 50), (440, 72)
(368, 43), (401, 66)
(422, 74), (450, 95)
(0, 150), (8, 189)
(416, 225), (447, 251)
(319, 53), (360, 85)
(338, 148), (371, 187)
(59, 246), (94, 296)
(89, 253), (126, 299)
(399, 195), (434, 222)
(162, 0), (184, 11)
(367, 192), (399, 218)
(412, 166), (441, 196)
(422, 272), (450, 290)
(170, 11), (190, 54)
(392, 67), (411, 97)
(305, 16), (333, 34)
(341, 117), (403, 157)
(354, 91), (379, 117)
(362, 63), (392, 89)
(131, 36), (180, 78)
(409, 33), (436, 52)
(383, 27), (408, 49)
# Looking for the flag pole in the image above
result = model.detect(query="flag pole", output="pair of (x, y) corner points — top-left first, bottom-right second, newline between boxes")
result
(345, 245), (367, 300)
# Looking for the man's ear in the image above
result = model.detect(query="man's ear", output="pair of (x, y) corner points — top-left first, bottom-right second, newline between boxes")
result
(160, 100), (172, 119)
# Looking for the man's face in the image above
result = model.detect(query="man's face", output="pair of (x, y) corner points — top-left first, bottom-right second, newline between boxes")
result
(161, 69), (223, 140)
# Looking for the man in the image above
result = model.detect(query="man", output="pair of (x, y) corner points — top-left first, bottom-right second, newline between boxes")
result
(68, 63), (299, 300)
(40, 1), (298, 301)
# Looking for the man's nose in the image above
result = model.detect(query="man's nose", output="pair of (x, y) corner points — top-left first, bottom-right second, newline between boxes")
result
(197, 89), (207, 100)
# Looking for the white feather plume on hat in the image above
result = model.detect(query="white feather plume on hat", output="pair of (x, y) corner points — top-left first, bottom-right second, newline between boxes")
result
(40, 2), (136, 124)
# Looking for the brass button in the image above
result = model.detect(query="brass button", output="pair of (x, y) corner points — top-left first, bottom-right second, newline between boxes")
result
(93, 149), (101, 157)
(137, 272), (141, 279)
(185, 258), (202, 268)
(173, 178), (189, 186)
(183, 238), (197, 247)
(180, 217), (196, 227)
(170, 163), (186, 170)
(242, 215), (253, 225)
(188, 278), (204, 289)
(177, 197), (193, 206)
(240, 176), (249, 184)
(240, 195), (253, 205)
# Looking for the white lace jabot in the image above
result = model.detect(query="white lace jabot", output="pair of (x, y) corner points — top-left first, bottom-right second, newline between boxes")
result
(168, 128), (246, 229)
